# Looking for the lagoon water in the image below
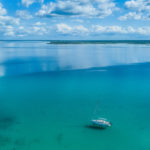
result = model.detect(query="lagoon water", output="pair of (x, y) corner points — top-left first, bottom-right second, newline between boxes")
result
(0, 41), (150, 150)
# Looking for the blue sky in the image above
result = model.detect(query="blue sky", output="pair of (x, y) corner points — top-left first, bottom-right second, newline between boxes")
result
(0, 0), (150, 40)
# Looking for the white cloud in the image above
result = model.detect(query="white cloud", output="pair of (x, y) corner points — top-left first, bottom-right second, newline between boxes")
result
(36, 0), (118, 18)
(32, 21), (49, 35)
(119, 12), (142, 20)
(0, 3), (7, 16)
(2, 21), (150, 38)
(125, 0), (150, 12)
(34, 21), (46, 26)
(22, 0), (44, 7)
(0, 3), (20, 26)
(56, 23), (150, 36)
(137, 27), (150, 35)
(76, 25), (88, 32)
(17, 24), (150, 37)
(72, 19), (84, 23)
(57, 24), (73, 34)
(92, 25), (150, 35)
(127, 26), (136, 33)
(16, 10), (32, 19)
(3, 25), (15, 36)
(92, 25), (127, 33)
(0, 16), (20, 25)
(1, 23), (50, 37)
(56, 23), (88, 35)
(0, 4), (19, 37)
(32, 26), (47, 35)
(120, 0), (150, 20)
(0, 2), (20, 37)
(16, 22), (50, 37)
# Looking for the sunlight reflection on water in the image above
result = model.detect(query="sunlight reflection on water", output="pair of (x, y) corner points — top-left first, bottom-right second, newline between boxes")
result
(0, 41), (150, 76)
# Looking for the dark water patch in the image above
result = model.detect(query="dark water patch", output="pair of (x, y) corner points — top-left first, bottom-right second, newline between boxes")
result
(14, 138), (26, 146)
(12, 61), (150, 79)
(32, 138), (40, 143)
(0, 135), (11, 146)
(56, 133), (63, 145)
(0, 115), (16, 130)
(63, 144), (70, 149)
(13, 137), (41, 149)
(28, 138), (41, 147)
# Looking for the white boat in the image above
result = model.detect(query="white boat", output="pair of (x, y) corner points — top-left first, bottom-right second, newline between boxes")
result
(91, 118), (111, 128)
(89, 100), (111, 129)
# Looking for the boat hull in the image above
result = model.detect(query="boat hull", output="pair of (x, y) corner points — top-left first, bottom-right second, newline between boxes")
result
(91, 119), (111, 128)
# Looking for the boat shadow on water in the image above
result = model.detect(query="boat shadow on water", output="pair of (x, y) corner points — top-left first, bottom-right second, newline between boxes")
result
(84, 125), (110, 130)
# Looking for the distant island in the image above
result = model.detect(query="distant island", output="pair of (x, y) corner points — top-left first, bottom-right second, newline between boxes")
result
(48, 40), (150, 45)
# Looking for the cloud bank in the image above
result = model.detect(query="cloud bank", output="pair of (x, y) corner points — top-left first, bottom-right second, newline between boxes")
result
(22, 0), (44, 7)
(119, 0), (150, 20)
(0, 0), (150, 39)
(36, 0), (118, 18)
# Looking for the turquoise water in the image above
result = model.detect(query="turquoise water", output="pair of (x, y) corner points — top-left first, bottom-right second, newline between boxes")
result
(0, 41), (150, 150)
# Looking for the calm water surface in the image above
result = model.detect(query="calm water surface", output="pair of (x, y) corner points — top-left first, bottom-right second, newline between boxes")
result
(0, 41), (150, 150)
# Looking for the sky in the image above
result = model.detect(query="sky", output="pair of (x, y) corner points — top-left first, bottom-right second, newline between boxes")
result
(0, 0), (150, 40)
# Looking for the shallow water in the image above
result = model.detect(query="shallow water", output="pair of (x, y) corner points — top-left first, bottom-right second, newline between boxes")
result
(0, 41), (150, 150)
